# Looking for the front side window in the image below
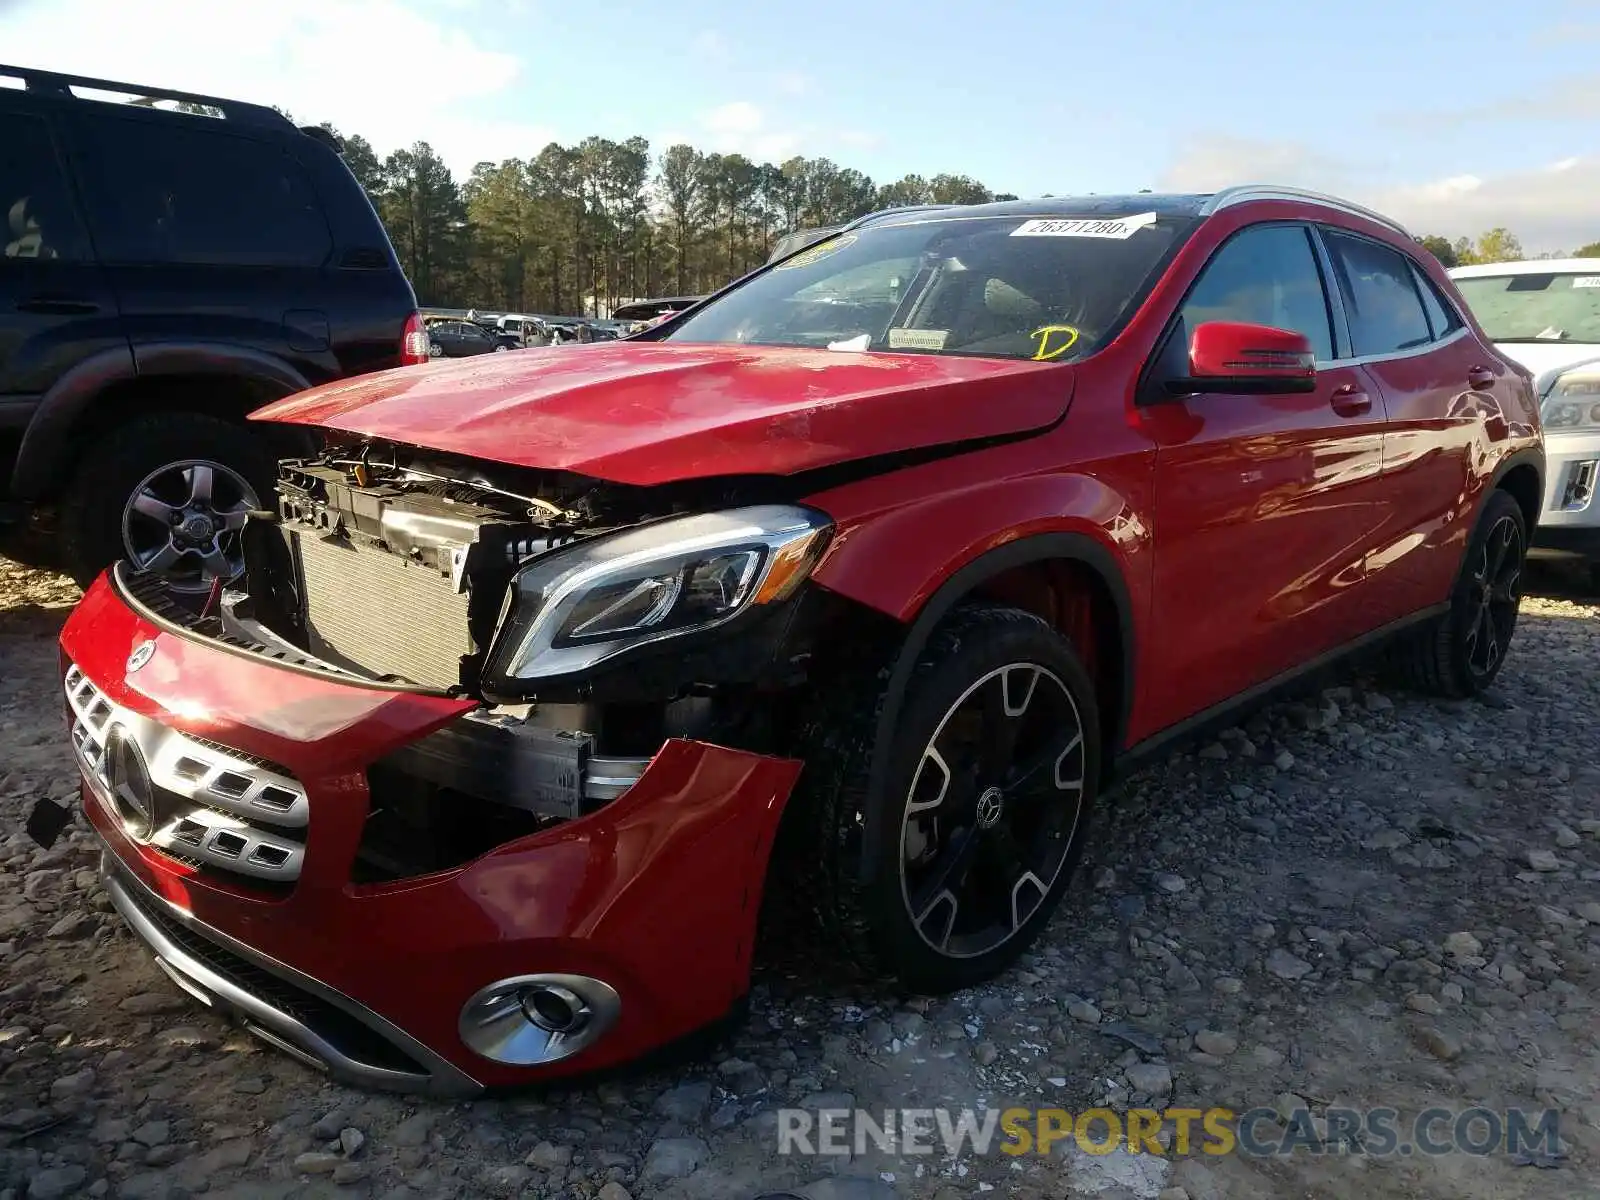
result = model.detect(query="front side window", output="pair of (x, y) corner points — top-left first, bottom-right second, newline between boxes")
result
(73, 116), (332, 268)
(1176, 223), (1334, 362)
(661, 212), (1196, 362)
(2, 114), (88, 262)
(1324, 230), (1432, 357)
(1451, 271), (1600, 345)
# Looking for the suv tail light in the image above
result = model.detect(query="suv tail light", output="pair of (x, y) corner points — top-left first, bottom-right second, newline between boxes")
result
(401, 312), (430, 365)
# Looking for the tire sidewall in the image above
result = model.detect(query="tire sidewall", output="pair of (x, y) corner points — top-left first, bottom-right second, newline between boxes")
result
(1443, 488), (1526, 693)
(863, 610), (1102, 991)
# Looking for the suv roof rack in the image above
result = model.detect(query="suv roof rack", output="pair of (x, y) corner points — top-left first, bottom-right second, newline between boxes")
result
(1200, 184), (1409, 236)
(0, 62), (293, 131)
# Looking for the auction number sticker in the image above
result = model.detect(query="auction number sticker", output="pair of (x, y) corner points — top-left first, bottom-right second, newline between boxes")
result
(1010, 213), (1159, 240)
(776, 233), (858, 269)
(1572, 276), (1600, 289)
(888, 328), (949, 350)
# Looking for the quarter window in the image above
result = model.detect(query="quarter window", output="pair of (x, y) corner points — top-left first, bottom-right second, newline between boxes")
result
(2, 114), (88, 262)
(73, 116), (331, 268)
(1323, 231), (1433, 357)
(1410, 264), (1462, 340)
(1177, 224), (1334, 362)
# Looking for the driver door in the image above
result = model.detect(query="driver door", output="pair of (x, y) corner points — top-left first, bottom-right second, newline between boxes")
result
(1142, 222), (1393, 731)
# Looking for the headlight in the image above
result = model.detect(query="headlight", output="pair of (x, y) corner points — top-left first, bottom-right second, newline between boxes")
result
(1543, 367), (1600, 432)
(487, 505), (832, 682)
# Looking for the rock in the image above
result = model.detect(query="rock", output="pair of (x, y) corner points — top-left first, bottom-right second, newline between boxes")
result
(1555, 825), (1581, 849)
(1154, 873), (1187, 894)
(597, 1183), (633, 1200)
(232, 1075), (268, 1095)
(1266, 949), (1313, 980)
(1364, 829), (1410, 851)
(1578, 902), (1600, 924)
(1412, 1025), (1462, 1061)
(133, 1120), (170, 1147)
(1112, 894), (1147, 921)
(27, 1166), (89, 1199)
(49, 1067), (95, 1101)
(293, 1151), (344, 1174)
(974, 1042), (998, 1066)
(1125, 1061), (1173, 1096)
(1443, 931), (1482, 958)
(1274, 750), (1295, 771)
(1067, 999), (1102, 1024)
(1198, 742), (1228, 761)
(1406, 993), (1442, 1015)
(310, 1109), (349, 1140)
(525, 1141), (572, 1171)
(653, 1080), (713, 1122)
(1194, 1030), (1237, 1057)
(390, 1112), (436, 1147)
(643, 1136), (707, 1179)
(118, 992), (187, 1015)
(44, 912), (96, 939)
(1526, 849), (1561, 872)
(339, 1127), (365, 1157)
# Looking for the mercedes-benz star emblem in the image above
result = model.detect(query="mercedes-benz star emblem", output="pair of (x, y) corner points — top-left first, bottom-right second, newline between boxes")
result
(975, 786), (1005, 830)
(126, 640), (156, 673)
(105, 726), (158, 843)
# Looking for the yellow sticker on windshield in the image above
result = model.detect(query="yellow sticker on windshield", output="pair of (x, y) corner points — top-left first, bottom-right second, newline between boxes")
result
(775, 233), (858, 269)
(1030, 325), (1080, 360)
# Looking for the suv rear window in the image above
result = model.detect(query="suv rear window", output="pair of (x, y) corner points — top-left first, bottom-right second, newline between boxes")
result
(662, 213), (1195, 362)
(72, 116), (332, 268)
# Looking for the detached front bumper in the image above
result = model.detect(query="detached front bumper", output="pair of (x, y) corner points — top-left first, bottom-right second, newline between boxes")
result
(60, 571), (803, 1093)
(1531, 432), (1600, 561)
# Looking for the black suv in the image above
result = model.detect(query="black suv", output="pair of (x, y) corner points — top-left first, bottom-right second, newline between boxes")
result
(0, 63), (424, 590)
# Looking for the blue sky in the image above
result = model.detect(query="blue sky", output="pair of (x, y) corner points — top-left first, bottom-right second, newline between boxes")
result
(7, 0), (1600, 250)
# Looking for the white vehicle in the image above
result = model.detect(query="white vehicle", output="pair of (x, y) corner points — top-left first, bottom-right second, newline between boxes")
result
(1450, 258), (1600, 577)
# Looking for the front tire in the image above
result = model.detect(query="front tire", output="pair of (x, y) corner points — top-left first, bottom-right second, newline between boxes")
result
(1388, 488), (1527, 698)
(59, 413), (277, 593)
(784, 604), (1102, 993)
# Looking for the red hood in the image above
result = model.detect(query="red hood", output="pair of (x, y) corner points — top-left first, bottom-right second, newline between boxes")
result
(251, 342), (1073, 485)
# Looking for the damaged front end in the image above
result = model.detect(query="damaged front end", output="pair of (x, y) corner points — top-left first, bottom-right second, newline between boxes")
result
(119, 437), (839, 883)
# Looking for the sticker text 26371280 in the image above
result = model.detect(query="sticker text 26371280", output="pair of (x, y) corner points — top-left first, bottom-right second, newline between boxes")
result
(1010, 213), (1158, 240)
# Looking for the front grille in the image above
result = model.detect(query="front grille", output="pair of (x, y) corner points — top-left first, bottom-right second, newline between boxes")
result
(65, 664), (308, 888)
(285, 527), (472, 690)
(115, 871), (428, 1077)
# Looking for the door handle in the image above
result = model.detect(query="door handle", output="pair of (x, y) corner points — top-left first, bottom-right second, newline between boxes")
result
(1330, 384), (1372, 416)
(1467, 365), (1495, 390)
(16, 297), (100, 315)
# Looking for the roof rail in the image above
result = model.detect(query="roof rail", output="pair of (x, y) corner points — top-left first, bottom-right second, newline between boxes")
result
(1200, 184), (1409, 236)
(0, 62), (293, 130)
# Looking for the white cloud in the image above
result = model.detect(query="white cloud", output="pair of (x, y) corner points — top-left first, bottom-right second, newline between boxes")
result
(0, 0), (550, 177)
(773, 70), (812, 97)
(691, 30), (732, 60)
(1158, 133), (1600, 254)
(697, 101), (802, 161)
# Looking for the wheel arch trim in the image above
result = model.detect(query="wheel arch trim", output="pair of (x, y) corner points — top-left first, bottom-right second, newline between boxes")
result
(855, 530), (1137, 885)
(11, 342), (312, 498)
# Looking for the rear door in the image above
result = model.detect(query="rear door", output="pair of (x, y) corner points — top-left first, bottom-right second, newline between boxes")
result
(0, 98), (125, 443)
(58, 109), (337, 383)
(1317, 228), (1491, 621)
(1145, 222), (1393, 731)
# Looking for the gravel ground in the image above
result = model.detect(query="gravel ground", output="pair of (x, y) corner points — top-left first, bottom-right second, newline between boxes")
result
(2, 553), (1598, 1200)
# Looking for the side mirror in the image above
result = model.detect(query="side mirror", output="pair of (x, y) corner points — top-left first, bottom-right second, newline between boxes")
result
(1173, 320), (1317, 395)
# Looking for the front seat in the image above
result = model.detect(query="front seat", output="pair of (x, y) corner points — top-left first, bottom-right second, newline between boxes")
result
(5, 197), (49, 259)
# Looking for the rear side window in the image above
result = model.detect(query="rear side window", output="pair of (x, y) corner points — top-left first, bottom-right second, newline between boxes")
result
(1323, 231), (1432, 357)
(72, 116), (332, 268)
(1410, 265), (1462, 340)
(2, 115), (88, 262)
(1177, 223), (1334, 362)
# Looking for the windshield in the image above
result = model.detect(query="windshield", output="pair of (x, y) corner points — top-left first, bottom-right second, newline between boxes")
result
(1452, 271), (1600, 343)
(661, 212), (1195, 362)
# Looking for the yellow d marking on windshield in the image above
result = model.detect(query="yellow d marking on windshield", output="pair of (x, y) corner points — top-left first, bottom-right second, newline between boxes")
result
(1030, 325), (1080, 361)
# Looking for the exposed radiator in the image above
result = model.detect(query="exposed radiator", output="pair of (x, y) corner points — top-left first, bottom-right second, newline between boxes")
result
(285, 528), (472, 690)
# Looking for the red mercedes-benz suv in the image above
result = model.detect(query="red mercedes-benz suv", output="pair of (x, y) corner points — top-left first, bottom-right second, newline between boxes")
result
(45, 186), (1543, 1095)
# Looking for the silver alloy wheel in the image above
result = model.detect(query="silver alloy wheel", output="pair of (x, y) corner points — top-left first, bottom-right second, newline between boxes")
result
(120, 459), (260, 594)
(898, 661), (1087, 959)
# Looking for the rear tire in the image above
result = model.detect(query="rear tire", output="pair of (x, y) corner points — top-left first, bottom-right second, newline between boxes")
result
(1386, 488), (1527, 698)
(59, 412), (278, 593)
(778, 603), (1102, 994)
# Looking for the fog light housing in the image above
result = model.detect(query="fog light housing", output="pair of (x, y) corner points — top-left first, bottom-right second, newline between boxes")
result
(458, 974), (620, 1065)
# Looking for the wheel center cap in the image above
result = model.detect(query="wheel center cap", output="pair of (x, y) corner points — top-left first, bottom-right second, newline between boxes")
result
(976, 786), (1005, 830)
(180, 513), (215, 542)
